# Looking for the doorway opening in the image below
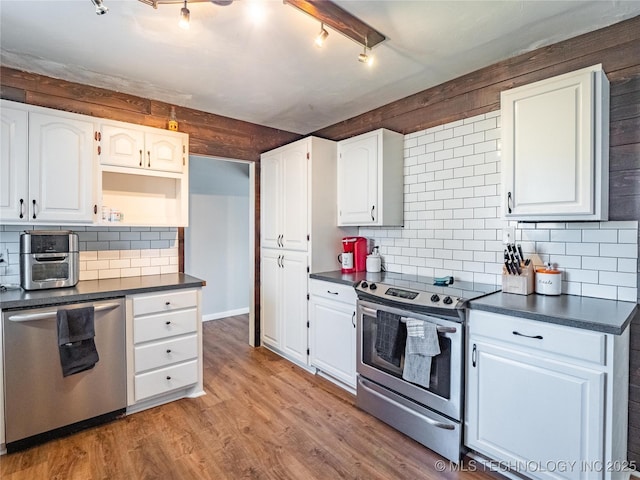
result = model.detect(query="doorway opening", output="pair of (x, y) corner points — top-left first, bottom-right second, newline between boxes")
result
(184, 155), (256, 346)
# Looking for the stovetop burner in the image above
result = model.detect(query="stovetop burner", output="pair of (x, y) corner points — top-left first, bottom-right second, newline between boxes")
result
(355, 274), (500, 315)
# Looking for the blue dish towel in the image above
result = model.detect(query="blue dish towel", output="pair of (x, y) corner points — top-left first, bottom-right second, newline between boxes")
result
(57, 306), (99, 377)
(402, 319), (440, 388)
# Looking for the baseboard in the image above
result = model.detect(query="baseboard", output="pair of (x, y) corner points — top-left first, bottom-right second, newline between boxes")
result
(203, 307), (249, 322)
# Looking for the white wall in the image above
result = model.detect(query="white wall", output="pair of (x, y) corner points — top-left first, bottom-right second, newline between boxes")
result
(185, 156), (250, 320)
(360, 112), (638, 302)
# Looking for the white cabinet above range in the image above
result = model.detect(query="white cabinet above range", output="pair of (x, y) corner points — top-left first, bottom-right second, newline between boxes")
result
(501, 64), (609, 221)
(337, 128), (404, 227)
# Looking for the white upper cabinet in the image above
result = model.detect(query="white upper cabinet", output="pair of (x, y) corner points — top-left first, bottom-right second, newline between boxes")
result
(337, 128), (404, 226)
(501, 64), (609, 221)
(0, 106), (28, 221)
(261, 139), (309, 251)
(1, 101), (96, 224)
(101, 122), (186, 174)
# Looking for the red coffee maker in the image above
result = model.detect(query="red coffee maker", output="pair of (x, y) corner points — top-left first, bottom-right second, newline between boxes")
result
(340, 237), (368, 273)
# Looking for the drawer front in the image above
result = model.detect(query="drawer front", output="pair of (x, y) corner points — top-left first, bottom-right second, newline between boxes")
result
(469, 310), (606, 365)
(133, 289), (198, 316)
(134, 308), (197, 344)
(135, 360), (198, 402)
(309, 279), (357, 304)
(134, 334), (198, 373)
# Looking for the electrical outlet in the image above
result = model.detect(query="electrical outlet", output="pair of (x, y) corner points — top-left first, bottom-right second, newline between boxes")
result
(502, 227), (515, 245)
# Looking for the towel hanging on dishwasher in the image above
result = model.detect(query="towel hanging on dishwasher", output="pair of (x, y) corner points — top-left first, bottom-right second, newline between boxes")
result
(57, 306), (99, 377)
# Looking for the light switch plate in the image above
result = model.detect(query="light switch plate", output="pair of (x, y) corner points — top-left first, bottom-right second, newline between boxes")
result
(502, 227), (515, 245)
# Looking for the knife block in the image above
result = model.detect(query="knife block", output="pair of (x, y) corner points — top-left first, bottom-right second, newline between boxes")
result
(501, 262), (535, 295)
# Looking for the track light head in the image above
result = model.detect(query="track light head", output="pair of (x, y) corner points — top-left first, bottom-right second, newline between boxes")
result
(91, 0), (108, 15)
(315, 23), (329, 48)
(179, 0), (190, 29)
(358, 43), (374, 66)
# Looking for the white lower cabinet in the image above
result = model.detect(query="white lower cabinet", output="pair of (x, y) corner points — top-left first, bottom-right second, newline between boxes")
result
(260, 248), (309, 366)
(309, 279), (357, 390)
(465, 310), (630, 480)
(127, 288), (203, 411)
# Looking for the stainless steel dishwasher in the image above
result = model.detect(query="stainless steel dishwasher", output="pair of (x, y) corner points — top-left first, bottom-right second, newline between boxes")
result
(2, 297), (127, 452)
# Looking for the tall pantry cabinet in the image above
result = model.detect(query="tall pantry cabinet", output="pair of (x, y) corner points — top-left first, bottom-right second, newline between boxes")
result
(260, 137), (343, 366)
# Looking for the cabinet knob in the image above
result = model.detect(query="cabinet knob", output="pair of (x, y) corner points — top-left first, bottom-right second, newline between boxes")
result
(165, 320), (171, 325)
(165, 301), (171, 306)
(166, 349), (172, 354)
(166, 376), (172, 381)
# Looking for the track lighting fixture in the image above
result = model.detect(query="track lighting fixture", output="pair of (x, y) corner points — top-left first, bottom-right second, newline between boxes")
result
(179, 0), (190, 29)
(315, 23), (329, 47)
(90, 0), (108, 15)
(358, 38), (374, 66)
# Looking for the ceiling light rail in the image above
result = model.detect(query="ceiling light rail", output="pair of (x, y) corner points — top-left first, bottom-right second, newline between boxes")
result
(283, 0), (386, 49)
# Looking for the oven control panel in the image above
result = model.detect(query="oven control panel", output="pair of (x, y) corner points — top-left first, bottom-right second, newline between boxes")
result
(356, 281), (462, 310)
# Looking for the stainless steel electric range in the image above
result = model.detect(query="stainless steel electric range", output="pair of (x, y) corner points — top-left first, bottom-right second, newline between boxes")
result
(355, 275), (500, 463)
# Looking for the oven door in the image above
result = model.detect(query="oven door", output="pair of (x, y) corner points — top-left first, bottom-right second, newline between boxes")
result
(356, 299), (463, 421)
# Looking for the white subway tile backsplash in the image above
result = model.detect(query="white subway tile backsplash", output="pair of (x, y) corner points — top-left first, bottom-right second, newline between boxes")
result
(362, 114), (638, 300)
(0, 226), (179, 284)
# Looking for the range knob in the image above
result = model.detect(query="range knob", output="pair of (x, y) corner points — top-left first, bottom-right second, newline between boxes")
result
(443, 296), (453, 305)
(361, 281), (368, 289)
(430, 294), (440, 303)
(369, 283), (377, 291)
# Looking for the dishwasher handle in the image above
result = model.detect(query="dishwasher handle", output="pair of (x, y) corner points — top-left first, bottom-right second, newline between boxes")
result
(7, 302), (121, 322)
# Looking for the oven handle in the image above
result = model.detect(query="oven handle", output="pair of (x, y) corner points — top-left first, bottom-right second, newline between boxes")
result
(360, 306), (457, 334)
(401, 317), (457, 334)
(7, 302), (120, 322)
(358, 377), (455, 430)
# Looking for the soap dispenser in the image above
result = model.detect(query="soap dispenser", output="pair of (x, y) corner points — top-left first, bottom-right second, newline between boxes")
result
(366, 246), (382, 273)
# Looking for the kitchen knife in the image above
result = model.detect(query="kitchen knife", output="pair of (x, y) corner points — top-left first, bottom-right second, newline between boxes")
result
(517, 244), (524, 262)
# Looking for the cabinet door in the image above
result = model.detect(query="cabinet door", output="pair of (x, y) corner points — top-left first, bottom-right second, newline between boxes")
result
(101, 124), (145, 169)
(0, 107), (28, 222)
(502, 69), (597, 218)
(466, 340), (604, 480)
(260, 152), (282, 249)
(337, 133), (378, 225)
(260, 249), (282, 349)
(309, 296), (356, 388)
(280, 250), (309, 364)
(145, 132), (184, 173)
(281, 142), (308, 251)
(28, 112), (95, 223)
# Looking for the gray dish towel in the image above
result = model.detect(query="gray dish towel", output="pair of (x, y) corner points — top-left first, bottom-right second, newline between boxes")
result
(57, 306), (99, 377)
(402, 319), (440, 388)
(375, 310), (406, 367)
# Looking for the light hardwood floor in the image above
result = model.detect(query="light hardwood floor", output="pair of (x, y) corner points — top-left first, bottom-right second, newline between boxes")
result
(1, 315), (500, 480)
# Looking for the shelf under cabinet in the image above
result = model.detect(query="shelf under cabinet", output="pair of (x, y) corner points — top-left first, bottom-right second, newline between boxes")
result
(101, 171), (187, 227)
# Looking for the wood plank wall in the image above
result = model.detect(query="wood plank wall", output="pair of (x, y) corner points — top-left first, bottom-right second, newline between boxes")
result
(313, 15), (640, 465)
(1, 14), (639, 462)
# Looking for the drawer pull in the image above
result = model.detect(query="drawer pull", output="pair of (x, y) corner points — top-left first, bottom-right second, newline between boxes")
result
(513, 330), (543, 340)
(327, 290), (339, 295)
(166, 349), (172, 354)
(165, 321), (171, 325)
(166, 376), (172, 380)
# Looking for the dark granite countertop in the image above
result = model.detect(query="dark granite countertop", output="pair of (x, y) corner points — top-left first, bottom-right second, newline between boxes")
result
(310, 271), (638, 335)
(0, 273), (205, 310)
(469, 292), (637, 335)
